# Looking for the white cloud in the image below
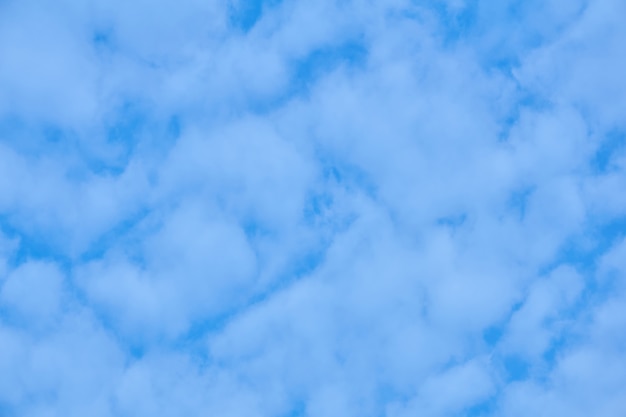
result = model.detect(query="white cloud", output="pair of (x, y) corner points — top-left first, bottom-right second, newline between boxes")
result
(1, 0), (625, 415)
(1, 261), (65, 322)
(0, 1), (100, 127)
(389, 357), (496, 417)
(500, 265), (583, 359)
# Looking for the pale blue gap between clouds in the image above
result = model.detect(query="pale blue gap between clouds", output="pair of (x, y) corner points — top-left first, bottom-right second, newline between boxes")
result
(1, 0), (626, 416)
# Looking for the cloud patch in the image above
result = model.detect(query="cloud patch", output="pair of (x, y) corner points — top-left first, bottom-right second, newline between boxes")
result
(1, 0), (626, 416)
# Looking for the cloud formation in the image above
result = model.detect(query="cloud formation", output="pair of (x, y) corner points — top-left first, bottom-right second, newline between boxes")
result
(1, 0), (625, 415)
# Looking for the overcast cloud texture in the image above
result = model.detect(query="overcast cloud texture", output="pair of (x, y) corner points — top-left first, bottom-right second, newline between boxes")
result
(1, 0), (626, 416)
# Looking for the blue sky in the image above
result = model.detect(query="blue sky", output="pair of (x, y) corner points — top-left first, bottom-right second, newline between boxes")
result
(1, 0), (626, 416)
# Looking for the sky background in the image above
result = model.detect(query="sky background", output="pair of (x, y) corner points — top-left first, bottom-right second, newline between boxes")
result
(1, 0), (626, 416)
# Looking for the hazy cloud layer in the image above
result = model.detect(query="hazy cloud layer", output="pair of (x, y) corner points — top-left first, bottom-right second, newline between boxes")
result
(1, 0), (625, 416)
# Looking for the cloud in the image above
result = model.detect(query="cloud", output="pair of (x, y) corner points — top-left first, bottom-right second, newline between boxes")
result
(0, 261), (65, 324)
(1, 0), (626, 416)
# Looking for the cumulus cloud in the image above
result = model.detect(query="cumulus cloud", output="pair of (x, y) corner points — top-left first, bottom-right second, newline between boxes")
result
(1, 0), (625, 415)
